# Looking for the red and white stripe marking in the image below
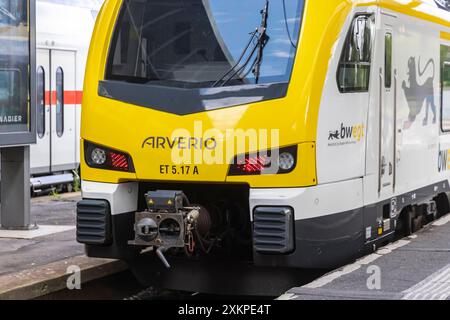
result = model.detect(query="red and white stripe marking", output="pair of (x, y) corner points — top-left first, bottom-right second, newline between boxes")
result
(45, 90), (83, 106)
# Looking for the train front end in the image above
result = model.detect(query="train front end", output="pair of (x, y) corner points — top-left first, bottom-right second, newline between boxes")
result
(79, 0), (349, 294)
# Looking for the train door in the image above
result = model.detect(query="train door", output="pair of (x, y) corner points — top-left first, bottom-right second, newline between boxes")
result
(30, 49), (51, 174)
(378, 14), (397, 197)
(50, 50), (77, 172)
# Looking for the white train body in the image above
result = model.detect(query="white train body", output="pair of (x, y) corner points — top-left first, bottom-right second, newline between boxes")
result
(312, 3), (450, 248)
(29, 0), (102, 191)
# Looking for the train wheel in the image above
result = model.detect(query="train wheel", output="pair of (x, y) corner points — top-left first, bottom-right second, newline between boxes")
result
(404, 208), (414, 236)
(396, 206), (414, 239)
(411, 214), (424, 233)
(434, 193), (450, 219)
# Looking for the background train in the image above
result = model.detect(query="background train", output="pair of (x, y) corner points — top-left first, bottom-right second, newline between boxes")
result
(29, 0), (103, 194)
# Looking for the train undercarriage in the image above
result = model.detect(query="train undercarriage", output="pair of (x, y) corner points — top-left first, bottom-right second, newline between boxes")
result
(78, 180), (450, 295)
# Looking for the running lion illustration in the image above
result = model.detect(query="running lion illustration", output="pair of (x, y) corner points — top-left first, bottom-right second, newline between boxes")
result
(402, 57), (436, 129)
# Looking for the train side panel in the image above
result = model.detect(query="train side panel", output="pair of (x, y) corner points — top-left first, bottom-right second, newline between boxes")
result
(392, 10), (441, 197)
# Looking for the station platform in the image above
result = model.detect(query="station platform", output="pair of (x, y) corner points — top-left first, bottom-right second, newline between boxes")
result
(280, 213), (450, 300)
(0, 193), (126, 299)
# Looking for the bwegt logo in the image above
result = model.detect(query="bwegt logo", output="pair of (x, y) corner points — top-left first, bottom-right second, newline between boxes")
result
(143, 121), (281, 166)
(328, 123), (365, 146)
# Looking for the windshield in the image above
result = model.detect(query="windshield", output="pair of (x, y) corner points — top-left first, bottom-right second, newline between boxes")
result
(106, 0), (304, 88)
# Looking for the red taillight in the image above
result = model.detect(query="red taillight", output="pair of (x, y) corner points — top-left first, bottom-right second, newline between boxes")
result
(109, 152), (129, 171)
(236, 156), (268, 174)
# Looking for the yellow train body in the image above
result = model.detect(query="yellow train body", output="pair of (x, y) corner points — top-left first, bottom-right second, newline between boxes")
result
(81, 0), (352, 187)
(82, 0), (450, 187)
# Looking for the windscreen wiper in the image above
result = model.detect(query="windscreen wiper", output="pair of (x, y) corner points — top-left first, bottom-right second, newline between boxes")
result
(212, 0), (270, 87)
(0, 6), (17, 21)
(253, 0), (270, 84)
(211, 29), (258, 87)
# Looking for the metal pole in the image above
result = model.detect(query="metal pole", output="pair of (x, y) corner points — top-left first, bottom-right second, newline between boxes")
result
(0, 146), (36, 230)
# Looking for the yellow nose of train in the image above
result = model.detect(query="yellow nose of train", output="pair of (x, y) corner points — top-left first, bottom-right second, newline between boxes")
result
(81, 89), (317, 188)
(80, 0), (327, 189)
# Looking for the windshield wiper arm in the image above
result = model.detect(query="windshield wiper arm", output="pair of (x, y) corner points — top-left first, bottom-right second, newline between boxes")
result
(211, 30), (258, 87)
(253, 0), (270, 84)
(218, 38), (260, 87)
(0, 6), (17, 21)
(213, 0), (270, 87)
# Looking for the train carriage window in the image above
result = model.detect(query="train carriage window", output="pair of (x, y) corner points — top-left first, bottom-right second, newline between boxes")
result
(56, 67), (64, 137)
(441, 45), (450, 132)
(443, 62), (450, 131)
(37, 66), (45, 138)
(337, 15), (374, 93)
(385, 33), (392, 88)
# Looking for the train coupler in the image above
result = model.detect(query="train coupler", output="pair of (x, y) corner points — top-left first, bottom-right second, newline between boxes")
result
(128, 190), (203, 268)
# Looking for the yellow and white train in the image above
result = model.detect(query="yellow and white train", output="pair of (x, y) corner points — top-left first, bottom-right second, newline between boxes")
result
(77, 0), (450, 294)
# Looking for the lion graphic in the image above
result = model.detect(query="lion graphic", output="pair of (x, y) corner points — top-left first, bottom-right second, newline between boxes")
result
(402, 57), (436, 129)
(328, 130), (339, 140)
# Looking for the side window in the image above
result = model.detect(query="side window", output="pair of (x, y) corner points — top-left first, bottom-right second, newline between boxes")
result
(37, 66), (45, 138)
(56, 67), (64, 137)
(337, 15), (374, 93)
(441, 45), (450, 132)
(385, 33), (392, 88)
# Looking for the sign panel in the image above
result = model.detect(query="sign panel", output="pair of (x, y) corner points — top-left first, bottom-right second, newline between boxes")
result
(0, 0), (35, 146)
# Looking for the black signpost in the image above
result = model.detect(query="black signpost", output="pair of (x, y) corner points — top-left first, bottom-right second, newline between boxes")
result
(0, 0), (36, 230)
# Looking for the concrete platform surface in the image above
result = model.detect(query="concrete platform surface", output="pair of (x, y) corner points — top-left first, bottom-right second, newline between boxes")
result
(281, 213), (450, 300)
(0, 193), (126, 299)
(0, 225), (75, 239)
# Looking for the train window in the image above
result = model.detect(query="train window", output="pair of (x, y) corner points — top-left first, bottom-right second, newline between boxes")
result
(37, 66), (45, 138)
(443, 62), (450, 131)
(105, 0), (305, 88)
(56, 67), (64, 137)
(385, 33), (392, 88)
(337, 15), (374, 93)
(441, 45), (450, 132)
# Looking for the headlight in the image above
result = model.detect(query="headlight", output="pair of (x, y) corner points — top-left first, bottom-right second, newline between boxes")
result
(228, 145), (297, 176)
(278, 152), (295, 171)
(91, 148), (107, 165)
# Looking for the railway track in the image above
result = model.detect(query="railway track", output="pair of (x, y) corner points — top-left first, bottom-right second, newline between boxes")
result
(38, 269), (323, 300)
